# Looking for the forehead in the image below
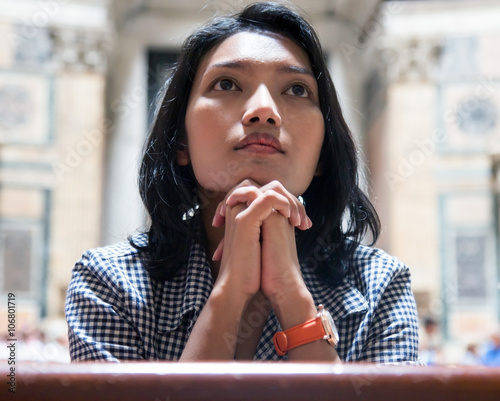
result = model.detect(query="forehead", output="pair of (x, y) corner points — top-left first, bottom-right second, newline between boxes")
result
(198, 31), (312, 73)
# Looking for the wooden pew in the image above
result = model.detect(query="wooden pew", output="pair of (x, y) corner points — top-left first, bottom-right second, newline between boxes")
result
(5, 362), (500, 401)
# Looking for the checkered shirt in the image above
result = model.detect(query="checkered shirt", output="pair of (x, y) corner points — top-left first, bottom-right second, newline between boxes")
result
(65, 234), (420, 363)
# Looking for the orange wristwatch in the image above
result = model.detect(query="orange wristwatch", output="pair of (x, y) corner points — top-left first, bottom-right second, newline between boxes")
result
(273, 304), (339, 356)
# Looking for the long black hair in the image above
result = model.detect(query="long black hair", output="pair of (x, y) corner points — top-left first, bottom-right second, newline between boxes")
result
(132, 2), (380, 287)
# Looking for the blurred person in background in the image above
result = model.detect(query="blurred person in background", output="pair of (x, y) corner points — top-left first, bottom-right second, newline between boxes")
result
(461, 343), (481, 366)
(419, 316), (442, 365)
(481, 330), (500, 367)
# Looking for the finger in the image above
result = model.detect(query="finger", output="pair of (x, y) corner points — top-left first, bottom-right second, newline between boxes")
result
(235, 191), (291, 223)
(212, 201), (226, 227)
(297, 204), (311, 231)
(261, 190), (291, 219)
(221, 179), (261, 216)
(259, 181), (309, 229)
(259, 181), (300, 226)
(212, 238), (224, 261)
(213, 180), (261, 226)
(226, 186), (262, 208)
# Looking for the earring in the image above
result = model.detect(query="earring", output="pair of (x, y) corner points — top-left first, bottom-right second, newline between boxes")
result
(176, 145), (190, 166)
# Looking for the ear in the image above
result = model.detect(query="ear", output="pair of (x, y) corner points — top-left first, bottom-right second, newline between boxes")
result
(176, 145), (190, 166)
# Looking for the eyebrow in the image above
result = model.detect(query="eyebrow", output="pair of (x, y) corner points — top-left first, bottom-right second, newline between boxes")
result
(205, 60), (315, 78)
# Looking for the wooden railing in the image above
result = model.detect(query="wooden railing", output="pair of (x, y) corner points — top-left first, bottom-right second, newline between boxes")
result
(5, 362), (500, 401)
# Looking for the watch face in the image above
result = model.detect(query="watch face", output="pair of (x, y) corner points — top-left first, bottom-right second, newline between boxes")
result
(320, 309), (339, 347)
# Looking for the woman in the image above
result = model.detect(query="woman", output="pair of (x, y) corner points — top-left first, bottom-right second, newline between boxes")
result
(65, 2), (419, 363)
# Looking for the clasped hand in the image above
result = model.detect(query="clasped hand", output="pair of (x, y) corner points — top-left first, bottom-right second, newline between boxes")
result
(211, 179), (312, 304)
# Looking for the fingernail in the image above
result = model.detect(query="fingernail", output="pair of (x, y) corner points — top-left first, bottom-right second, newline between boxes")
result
(308, 217), (313, 229)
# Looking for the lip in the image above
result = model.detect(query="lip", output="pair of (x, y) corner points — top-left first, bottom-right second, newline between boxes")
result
(234, 132), (284, 154)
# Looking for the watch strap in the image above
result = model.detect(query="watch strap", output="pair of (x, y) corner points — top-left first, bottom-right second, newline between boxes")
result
(273, 317), (325, 356)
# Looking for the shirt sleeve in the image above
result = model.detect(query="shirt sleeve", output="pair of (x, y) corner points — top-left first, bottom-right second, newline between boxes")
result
(65, 251), (146, 362)
(360, 261), (421, 364)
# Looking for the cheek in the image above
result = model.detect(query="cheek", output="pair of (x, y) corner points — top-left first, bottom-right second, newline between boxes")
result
(314, 113), (325, 148)
(287, 107), (324, 150)
(185, 102), (237, 190)
(308, 108), (325, 142)
(185, 102), (208, 139)
(284, 102), (323, 128)
(186, 101), (232, 143)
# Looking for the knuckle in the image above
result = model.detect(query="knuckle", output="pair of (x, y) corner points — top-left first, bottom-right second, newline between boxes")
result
(268, 180), (282, 190)
(261, 190), (278, 202)
(234, 213), (245, 224)
(240, 178), (258, 187)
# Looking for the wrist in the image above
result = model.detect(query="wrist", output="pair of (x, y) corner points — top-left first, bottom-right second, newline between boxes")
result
(271, 287), (316, 330)
(264, 265), (306, 304)
(273, 304), (340, 358)
(209, 282), (253, 316)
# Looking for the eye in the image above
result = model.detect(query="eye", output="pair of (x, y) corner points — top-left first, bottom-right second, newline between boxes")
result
(284, 84), (309, 98)
(213, 78), (239, 91)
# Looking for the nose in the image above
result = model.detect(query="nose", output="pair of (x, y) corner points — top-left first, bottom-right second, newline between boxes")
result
(242, 84), (282, 127)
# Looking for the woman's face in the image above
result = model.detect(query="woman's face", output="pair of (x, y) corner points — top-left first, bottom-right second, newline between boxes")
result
(182, 31), (324, 197)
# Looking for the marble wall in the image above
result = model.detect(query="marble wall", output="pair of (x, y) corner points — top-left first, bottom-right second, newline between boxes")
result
(0, 1), (109, 331)
(367, 1), (500, 360)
